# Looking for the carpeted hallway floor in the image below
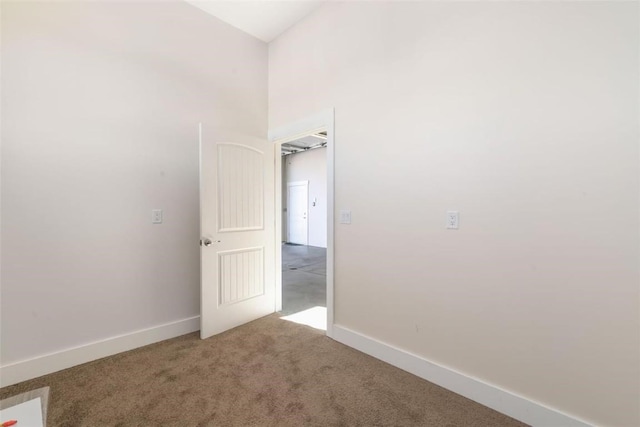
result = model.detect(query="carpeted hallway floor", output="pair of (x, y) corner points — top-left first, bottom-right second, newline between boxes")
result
(0, 315), (527, 426)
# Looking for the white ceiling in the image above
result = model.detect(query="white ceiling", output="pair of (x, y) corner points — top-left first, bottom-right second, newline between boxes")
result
(185, 0), (326, 43)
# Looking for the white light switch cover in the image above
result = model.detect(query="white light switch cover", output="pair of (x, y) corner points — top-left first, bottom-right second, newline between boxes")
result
(152, 209), (163, 224)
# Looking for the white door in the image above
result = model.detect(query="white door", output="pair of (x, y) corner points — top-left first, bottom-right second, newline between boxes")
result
(200, 124), (275, 339)
(287, 181), (308, 245)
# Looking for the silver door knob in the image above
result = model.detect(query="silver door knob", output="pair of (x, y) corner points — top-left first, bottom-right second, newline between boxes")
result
(200, 238), (220, 247)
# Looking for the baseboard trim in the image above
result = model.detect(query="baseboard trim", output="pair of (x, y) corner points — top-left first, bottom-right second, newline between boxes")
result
(0, 316), (200, 387)
(331, 324), (591, 427)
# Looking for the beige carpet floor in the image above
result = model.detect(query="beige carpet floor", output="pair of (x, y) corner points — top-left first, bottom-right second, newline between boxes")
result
(0, 314), (527, 426)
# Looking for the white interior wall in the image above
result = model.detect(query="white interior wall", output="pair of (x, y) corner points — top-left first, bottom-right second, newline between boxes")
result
(1, 1), (267, 368)
(283, 147), (327, 248)
(269, 2), (639, 426)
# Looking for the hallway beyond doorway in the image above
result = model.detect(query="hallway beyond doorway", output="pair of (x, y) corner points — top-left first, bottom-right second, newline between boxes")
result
(281, 244), (326, 315)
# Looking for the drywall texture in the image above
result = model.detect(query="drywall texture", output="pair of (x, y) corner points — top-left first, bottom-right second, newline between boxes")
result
(269, 2), (639, 426)
(283, 148), (328, 248)
(1, 1), (267, 365)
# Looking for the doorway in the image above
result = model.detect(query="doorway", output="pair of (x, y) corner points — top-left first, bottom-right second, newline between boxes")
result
(269, 109), (335, 336)
(281, 138), (327, 321)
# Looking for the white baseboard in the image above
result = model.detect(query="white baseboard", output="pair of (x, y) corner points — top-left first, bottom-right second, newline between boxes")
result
(0, 316), (200, 387)
(332, 325), (592, 427)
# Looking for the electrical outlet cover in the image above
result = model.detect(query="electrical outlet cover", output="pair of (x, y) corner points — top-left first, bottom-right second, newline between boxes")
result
(446, 211), (459, 229)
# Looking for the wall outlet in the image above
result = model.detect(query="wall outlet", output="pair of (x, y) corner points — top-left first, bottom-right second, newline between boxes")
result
(152, 209), (163, 224)
(446, 211), (459, 229)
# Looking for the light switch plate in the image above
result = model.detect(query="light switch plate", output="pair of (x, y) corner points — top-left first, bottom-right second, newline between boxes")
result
(152, 209), (163, 224)
(340, 209), (351, 224)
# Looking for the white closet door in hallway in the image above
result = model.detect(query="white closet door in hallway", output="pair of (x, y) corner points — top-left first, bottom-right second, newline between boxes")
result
(287, 181), (308, 245)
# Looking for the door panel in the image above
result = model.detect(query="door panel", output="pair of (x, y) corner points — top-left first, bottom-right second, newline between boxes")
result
(218, 144), (264, 232)
(287, 182), (308, 245)
(218, 247), (264, 305)
(200, 125), (275, 339)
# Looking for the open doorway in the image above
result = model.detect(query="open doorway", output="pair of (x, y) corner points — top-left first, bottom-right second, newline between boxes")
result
(269, 109), (335, 335)
(280, 134), (327, 319)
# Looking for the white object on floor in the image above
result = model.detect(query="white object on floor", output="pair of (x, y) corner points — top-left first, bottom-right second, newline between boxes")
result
(0, 397), (44, 427)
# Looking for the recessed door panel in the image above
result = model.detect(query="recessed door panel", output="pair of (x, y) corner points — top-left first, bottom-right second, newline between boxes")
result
(218, 144), (264, 232)
(219, 247), (264, 306)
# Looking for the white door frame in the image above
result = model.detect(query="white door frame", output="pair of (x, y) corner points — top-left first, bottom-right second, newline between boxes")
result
(286, 181), (309, 245)
(268, 108), (335, 338)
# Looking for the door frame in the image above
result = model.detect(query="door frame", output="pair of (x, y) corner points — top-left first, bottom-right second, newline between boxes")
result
(268, 108), (335, 338)
(286, 180), (309, 245)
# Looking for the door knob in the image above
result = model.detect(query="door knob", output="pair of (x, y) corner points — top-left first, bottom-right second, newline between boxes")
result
(200, 238), (220, 247)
